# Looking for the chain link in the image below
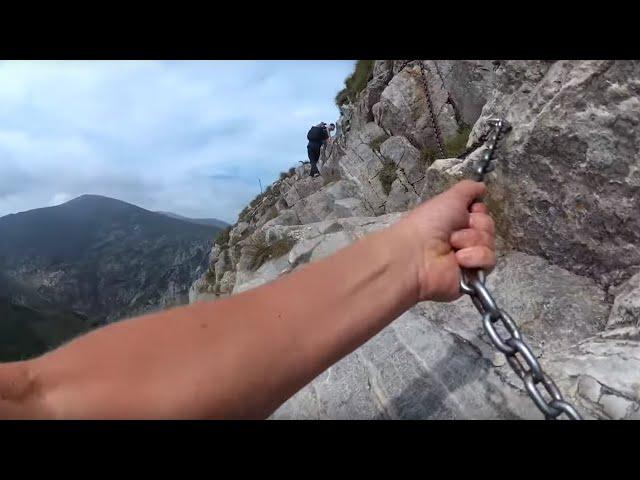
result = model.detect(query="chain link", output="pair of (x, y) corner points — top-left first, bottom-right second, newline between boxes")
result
(395, 60), (412, 73)
(433, 60), (447, 89)
(417, 63), (446, 159)
(459, 119), (583, 420)
(393, 60), (447, 160)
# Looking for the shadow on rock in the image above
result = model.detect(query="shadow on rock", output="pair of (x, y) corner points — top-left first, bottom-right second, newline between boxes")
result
(373, 334), (525, 420)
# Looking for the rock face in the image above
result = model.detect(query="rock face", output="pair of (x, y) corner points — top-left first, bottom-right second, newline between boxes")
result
(373, 63), (459, 148)
(469, 60), (640, 289)
(192, 60), (640, 419)
(607, 272), (640, 328)
(209, 213), (634, 420)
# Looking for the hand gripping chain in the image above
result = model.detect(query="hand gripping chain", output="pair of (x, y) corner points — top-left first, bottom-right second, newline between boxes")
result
(459, 119), (582, 420)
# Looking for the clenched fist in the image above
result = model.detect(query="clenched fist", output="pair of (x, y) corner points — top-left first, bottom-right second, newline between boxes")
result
(394, 180), (496, 302)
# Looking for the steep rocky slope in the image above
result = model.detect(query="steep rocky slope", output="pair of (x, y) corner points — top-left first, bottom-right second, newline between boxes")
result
(0, 296), (92, 362)
(191, 60), (640, 419)
(0, 271), (93, 361)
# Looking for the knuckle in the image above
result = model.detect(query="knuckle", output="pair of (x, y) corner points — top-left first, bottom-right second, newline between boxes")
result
(482, 230), (495, 246)
(472, 213), (495, 233)
(462, 229), (478, 241)
(484, 248), (496, 265)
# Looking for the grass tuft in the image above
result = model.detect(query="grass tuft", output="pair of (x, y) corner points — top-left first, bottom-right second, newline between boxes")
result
(420, 147), (438, 169)
(378, 162), (397, 195)
(370, 134), (389, 152)
(245, 233), (296, 272)
(335, 60), (375, 107)
(444, 125), (472, 158)
(214, 225), (232, 247)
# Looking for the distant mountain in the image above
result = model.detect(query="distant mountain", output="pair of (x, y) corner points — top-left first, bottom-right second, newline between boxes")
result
(0, 195), (223, 332)
(0, 270), (41, 305)
(156, 211), (229, 229)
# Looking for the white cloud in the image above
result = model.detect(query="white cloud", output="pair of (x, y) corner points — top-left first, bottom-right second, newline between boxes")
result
(0, 60), (355, 222)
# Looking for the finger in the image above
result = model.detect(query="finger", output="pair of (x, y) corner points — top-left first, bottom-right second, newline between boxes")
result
(455, 246), (496, 270)
(450, 228), (494, 250)
(449, 180), (486, 207)
(470, 202), (488, 214)
(469, 212), (495, 235)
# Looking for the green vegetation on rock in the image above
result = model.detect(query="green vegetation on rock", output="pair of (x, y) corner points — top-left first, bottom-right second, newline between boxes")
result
(370, 134), (389, 152)
(245, 234), (296, 272)
(444, 125), (472, 158)
(214, 225), (232, 247)
(378, 162), (398, 195)
(420, 146), (438, 169)
(335, 60), (375, 107)
(420, 125), (473, 170)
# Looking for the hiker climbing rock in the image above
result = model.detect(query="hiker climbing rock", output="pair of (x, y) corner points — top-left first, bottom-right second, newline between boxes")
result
(306, 122), (334, 177)
(0, 180), (494, 420)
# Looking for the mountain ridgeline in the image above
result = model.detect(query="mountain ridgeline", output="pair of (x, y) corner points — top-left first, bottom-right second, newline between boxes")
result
(0, 194), (224, 359)
(156, 211), (229, 229)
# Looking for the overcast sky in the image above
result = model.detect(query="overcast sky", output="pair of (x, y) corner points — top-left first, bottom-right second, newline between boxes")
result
(0, 60), (355, 223)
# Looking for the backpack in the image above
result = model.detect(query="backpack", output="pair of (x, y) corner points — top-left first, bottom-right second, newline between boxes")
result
(307, 125), (327, 142)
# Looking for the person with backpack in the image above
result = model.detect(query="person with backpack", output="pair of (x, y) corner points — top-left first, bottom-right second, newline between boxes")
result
(307, 122), (335, 177)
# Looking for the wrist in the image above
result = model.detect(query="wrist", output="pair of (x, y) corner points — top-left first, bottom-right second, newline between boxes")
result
(377, 218), (424, 307)
(386, 214), (457, 303)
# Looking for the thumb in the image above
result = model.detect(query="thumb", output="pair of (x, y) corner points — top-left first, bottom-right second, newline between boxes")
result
(448, 180), (487, 207)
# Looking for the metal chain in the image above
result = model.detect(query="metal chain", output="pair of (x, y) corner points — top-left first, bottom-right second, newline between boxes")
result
(433, 60), (447, 89)
(459, 118), (583, 420)
(456, 130), (489, 160)
(417, 63), (446, 159)
(393, 60), (446, 159)
(468, 118), (510, 181)
(395, 59), (413, 73)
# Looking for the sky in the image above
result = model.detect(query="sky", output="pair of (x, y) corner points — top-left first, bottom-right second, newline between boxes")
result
(0, 60), (355, 223)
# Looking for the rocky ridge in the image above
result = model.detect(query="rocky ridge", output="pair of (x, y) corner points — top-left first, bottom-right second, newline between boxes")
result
(191, 60), (640, 419)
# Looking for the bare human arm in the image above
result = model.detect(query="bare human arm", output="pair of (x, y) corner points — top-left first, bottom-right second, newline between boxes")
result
(0, 180), (495, 419)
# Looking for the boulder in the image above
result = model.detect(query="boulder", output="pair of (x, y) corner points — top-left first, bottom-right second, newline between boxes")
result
(607, 272), (640, 328)
(372, 64), (460, 151)
(471, 60), (640, 287)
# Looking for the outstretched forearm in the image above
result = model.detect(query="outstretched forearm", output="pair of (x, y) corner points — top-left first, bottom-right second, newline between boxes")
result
(7, 218), (421, 419)
(1, 180), (493, 419)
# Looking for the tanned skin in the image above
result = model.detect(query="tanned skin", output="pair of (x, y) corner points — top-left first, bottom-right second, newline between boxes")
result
(0, 180), (495, 419)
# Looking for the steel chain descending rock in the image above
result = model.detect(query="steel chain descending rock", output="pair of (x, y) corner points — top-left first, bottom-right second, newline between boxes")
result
(418, 62), (446, 159)
(459, 119), (583, 420)
(358, 62), (580, 418)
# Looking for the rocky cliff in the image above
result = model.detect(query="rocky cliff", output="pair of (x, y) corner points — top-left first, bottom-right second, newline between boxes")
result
(191, 60), (640, 420)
